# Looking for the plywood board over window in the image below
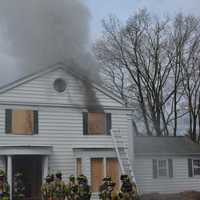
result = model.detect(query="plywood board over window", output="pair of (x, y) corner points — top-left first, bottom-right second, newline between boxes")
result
(106, 158), (119, 190)
(12, 110), (34, 134)
(91, 158), (104, 192)
(5, 109), (38, 135)
(88, 112), (106, 135)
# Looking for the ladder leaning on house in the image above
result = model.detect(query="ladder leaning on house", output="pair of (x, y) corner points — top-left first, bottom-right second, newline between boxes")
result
(111, 130), (137, 185)
(92, 130), (138, 200)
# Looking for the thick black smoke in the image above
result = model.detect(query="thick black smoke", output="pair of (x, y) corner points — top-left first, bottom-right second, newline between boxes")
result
(0, 0), (99, 85)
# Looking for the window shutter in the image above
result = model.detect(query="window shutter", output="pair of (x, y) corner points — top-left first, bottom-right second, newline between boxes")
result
(152, 159), (158, 179)
(188, 158), (193, 177)
(5, 109), (12, 133)
(33, 110), (38, 134)
(168, 159), (173, 178)
(83, 112), (88, 135)
(106, 113), (112, 135)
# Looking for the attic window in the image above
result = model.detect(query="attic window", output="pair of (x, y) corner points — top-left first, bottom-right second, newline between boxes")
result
(53, 78), (66, 92)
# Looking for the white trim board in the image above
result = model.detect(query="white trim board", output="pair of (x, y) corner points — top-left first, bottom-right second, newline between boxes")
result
(0, 146), (53, 155)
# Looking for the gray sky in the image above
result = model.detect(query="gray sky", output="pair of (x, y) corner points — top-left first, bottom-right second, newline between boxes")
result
(0, 0), (200, 87)
(85, 0), (200, 40)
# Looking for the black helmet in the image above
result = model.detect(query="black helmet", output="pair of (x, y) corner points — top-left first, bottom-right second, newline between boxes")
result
(69, 175), (75, 181)
(51, 174), (54, 181)
(77, 174), (87, 182)
(120, 174), (129, 181)
(102, 176), (112, 182)
(46, 175), (52, 182)
(56, 171), (62, 179)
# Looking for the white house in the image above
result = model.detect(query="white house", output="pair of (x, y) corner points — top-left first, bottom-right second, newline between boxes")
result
(134, 136), (200, 194)
(1, 63), (200, 200)
(0, 64), (134, 200)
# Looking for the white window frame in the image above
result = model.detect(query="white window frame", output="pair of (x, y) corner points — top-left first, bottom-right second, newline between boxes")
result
(192, 159), (200, 176)
(157, 159), (168, 178)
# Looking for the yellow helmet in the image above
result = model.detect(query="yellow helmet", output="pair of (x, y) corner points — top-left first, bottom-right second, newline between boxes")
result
(0, 169), (5, 177)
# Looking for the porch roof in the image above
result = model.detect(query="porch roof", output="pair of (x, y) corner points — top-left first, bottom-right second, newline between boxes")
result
(135, 136), (200, 156)
(0, 145), (53, 155)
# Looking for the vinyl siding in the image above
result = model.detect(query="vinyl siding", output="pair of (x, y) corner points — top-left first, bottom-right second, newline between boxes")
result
(134, 156), (200, 194)
(0, 105), (129, 181)
(0, 67), (131, 200)
(0, 68), (122, 108)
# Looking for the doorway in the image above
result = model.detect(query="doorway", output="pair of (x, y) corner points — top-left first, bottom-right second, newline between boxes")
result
(12, 155), (42, 200)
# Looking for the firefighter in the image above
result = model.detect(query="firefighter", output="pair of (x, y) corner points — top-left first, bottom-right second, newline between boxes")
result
(41, 175), (53, 200)
(50, 174), (54, 183)
(52, 172), (66, 200)
(13, 172), (25, 200)
(0, 170), (10, 200)
(107, 181), (118, 200)
(66, 175), (78, 200)
(99, 176), (111, 199)
(77, 174), (91, 200)
(118, 175), (138, 200)
(99, 179), (117, 200)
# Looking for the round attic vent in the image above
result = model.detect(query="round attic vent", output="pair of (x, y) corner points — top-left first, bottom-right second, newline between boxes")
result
(53, 78), (67, 92)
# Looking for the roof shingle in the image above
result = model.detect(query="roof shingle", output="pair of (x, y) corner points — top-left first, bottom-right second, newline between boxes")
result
(134, 136), (200, 155)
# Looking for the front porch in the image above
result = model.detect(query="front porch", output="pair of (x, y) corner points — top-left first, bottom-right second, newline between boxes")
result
(0, 145), (52, 200)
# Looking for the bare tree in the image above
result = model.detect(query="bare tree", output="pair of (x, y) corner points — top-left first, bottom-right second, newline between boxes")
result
(94, 10), (200, 140)
(94, 10), (174, 136)
(170, 14), (200, 141)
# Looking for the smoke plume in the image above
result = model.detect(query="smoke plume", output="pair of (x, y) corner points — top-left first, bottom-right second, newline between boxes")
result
(0, 0), (99, 85)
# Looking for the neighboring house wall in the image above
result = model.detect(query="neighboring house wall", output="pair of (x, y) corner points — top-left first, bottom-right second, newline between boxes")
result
(134, 155), (200, 194)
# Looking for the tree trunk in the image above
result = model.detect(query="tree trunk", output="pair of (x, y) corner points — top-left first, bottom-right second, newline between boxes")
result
(192, 114), (197, 142)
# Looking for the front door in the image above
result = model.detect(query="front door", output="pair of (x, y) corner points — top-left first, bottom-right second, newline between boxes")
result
(12, 155), (42, 200)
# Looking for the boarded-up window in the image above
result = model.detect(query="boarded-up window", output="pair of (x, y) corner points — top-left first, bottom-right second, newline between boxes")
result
(76, 158), (82, 176)
(91, 158), (104, 192)
(106, 158), (119, 190)
(88, 113), (106, 135)
(12, 110), (33, 134)
(5, 109), (38, 135)
(83, 112), (112, 135)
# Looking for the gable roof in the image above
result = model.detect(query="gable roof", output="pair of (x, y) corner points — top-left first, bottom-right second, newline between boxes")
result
(135, 136), (200, 156)
(0, 63), (125, 106)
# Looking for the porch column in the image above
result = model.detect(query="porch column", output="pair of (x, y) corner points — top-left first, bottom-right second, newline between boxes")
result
(42, 156), (48, 183)
(7, 155), (12, 200)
